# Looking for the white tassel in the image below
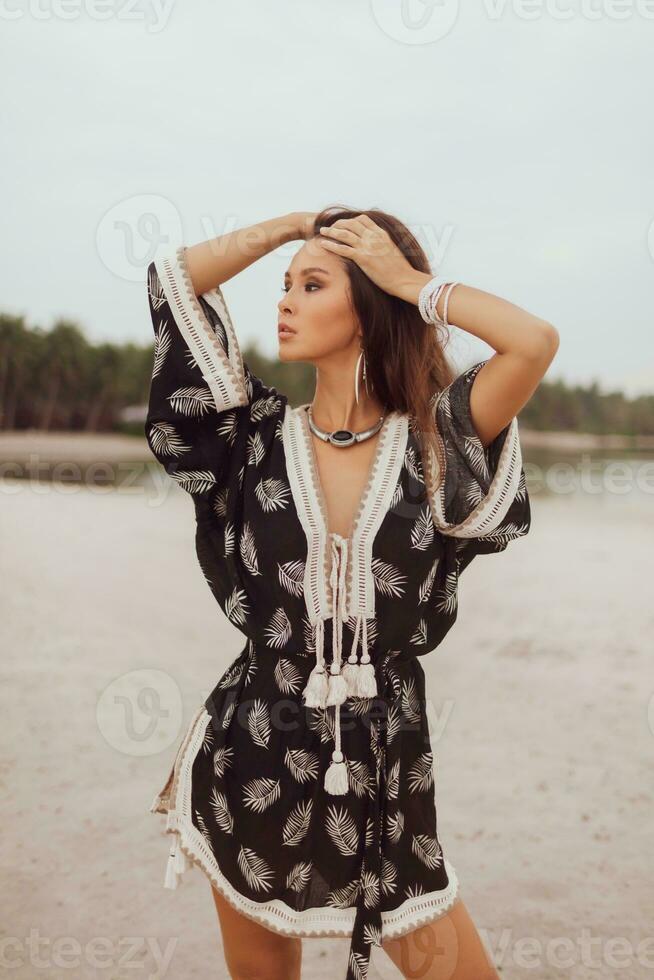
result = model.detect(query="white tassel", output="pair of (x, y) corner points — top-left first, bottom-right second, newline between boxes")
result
(174, 842), (189, 874)
(341, 660), (360, 697)
(326, 663), (348, 706)
(357, 656), (378, 697)
(302, 664), (328, 707)
(164, 836), (180, 890)
(324, 749), (349, 794)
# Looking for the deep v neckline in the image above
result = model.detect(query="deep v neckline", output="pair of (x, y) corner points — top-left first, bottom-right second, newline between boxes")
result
(282, 402), (409, 624)
(298, 403), (391, 545)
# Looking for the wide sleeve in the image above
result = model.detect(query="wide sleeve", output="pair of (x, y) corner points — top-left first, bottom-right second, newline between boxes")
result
(427, 358), (531, 560)
(144, 244), (287, 500)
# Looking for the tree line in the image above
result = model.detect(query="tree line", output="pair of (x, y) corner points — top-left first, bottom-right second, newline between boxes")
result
(1, 313), (652, 436)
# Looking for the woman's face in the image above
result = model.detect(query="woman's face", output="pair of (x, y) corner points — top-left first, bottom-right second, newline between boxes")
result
(276, 237), (361, 364)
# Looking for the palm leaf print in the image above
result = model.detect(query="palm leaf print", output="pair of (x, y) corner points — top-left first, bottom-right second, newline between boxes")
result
(274, 658), (303, 695)
(201, 723), (214, 754)
(481, 520), (531, 543)
(390, 478), (404, 511)
(246, 430), (266, 467)
(411, 834), (443, 870)
(263, 607), (292, 649)
(302, 615), (316, 656)
(216, 410), (239, 445)
(410, 507), (434, 551)
(170, 469), (216, 494)
(348, 698), (373, 718)
(286, 861), (312, 894)
(251, 393), (282, 421)
(386, 703), (401, 744)
(147, 264), (167, 309)
(433, 570), (458, 615)
(410, 618), (428, 646)
(282, 799), (313, 845)
(418, 557), (439, 603)
(360, 869), (381, 910)
(384, 664), (403, 701)
(209, 787), (234, 834)
(213, 745), (234, 778)
(284, 748), (320, 783)
(325, 805), (359, 856)
(237, 845), (275, 892)
(243, 650), (258, 687)
(255, 477), (291, 512)
(347, 759), (374, 798)
(278, 560), (305, 597)
(212, 487), (228, 518)
(247, 699), (271, 749)
(306, 706), (335, 743)
(151, 319), (172, 379)
(462, 473), (486, 510)
(405, 882), (426, 899)
(217, 657), (247, 690)
(404, 444), (422, 482)
(365, 815), (375, 849)
(194, 808), (213, 847)
(372, 558), (407, 599)
(407, 752), (435, 794)
(239, 523), (260, 576)
(221, 700), (235, 729)
(381, 858), (398, 896)
(386, 809), (405, 844)
(386, 759), (400, 801)
(242, 777), (281, 814)
(462, 434), (491, 483)
(363, 920), (382, 946)
(168, 385), (216, 418)
(327, 879), (362, 909)
(223, 522), (235, 556)
(401, 677), (421, 724)
(225, 586), (250, 626)
(147, 420), (191, 458)
(348, 950), (371, 980)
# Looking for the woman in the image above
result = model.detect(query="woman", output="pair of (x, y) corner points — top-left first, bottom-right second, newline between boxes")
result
(145, 207), (559, 980)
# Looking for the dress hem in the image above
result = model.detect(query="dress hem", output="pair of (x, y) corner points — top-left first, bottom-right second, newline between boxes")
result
(149, 705), (461, 942)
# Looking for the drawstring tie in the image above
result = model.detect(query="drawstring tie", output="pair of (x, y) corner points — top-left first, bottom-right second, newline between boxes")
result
(300, 533), (378, 795)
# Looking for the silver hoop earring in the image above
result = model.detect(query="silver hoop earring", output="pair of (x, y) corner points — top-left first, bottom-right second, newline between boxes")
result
(355, 347), (370, 405)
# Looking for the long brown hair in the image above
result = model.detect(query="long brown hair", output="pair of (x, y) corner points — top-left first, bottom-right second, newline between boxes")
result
(308, 204), (456, 497)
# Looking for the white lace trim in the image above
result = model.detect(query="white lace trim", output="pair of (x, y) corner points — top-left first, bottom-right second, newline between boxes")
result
(154, 245), (249, 413)
(282, 406), (409, 620)
(427, 413), (524, 539)
(150, 706), (460, 940)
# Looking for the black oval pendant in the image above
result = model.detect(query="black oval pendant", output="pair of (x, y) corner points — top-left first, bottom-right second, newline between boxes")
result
(329, 429), (356, 447)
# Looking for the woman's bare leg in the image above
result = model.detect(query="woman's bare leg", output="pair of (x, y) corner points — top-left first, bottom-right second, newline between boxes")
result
(210, 884), (302, 980)
(381, 897), (499, 980)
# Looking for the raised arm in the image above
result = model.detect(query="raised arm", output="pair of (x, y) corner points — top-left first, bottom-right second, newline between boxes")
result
(395, 274), (559, 448)
(183, 211), (315, 295)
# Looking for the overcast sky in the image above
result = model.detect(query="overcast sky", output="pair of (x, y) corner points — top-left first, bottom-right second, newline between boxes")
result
(3, 0), (653, 395)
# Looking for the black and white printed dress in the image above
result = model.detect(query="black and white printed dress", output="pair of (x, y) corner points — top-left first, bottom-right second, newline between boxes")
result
(145, 245), (531, 980)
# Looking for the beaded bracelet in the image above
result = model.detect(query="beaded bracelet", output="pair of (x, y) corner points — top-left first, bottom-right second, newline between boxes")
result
(418, 276), (460, 328)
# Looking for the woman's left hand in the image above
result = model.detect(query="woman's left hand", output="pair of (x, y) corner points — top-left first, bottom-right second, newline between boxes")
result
(316, 215), (416, 298)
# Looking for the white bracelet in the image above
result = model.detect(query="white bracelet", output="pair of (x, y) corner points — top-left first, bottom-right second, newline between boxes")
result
(418, 276), (460, 327)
